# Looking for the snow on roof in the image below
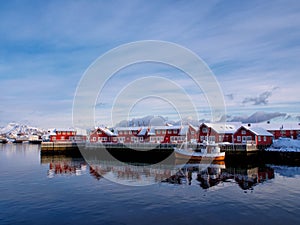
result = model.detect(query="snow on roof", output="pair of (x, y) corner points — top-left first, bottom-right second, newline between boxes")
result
(153, 125), (182, 130)
(97, 127), (117, 136)
(179, 126), (189, 135)
(203, 122), (241, 134)
(188, 124), (199, 132)
(54, 128), (76, 132)
(115, 127), (140, 131)
(250, 122), (300, 131)
(138, 127), (148, 136)
(242, 126), (273, 136)
(147, 127), (156, 136)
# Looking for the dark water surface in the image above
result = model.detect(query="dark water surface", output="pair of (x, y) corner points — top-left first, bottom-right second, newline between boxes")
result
(1, 144), (300, 225)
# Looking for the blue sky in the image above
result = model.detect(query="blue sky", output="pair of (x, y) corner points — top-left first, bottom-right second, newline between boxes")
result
(0, 0), (300, 128)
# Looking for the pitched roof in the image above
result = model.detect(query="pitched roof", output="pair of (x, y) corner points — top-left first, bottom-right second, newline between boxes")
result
(242, 126), (273, 136)
(137, 127), (148, 136)
(249, 122), (300, 131)
(202, 122), (241, 134)
(97, 127), (117, 136)
(115, 127), (140, 131)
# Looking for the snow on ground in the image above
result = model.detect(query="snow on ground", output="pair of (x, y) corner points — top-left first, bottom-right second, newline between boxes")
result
(266, 138), (300, 152)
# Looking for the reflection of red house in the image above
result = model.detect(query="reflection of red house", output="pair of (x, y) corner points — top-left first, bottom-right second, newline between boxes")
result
(49, 128), (77, 142)
(198, 123), (239, 143)
(89, 127), (117, 143)
(233, 125), (273, 145)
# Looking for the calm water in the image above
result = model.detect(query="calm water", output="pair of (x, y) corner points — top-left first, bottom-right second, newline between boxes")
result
(1, 144), (300, 225)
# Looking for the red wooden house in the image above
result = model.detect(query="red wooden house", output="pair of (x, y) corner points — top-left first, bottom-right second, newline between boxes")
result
(115, 127), (141, 143)
(49, 128), (77, 142)
(89, 127), (117, 143)
(233, 125), (273, 145)
(251, 122), (300, 139)
(148, 126), (182, 143)
(198, 123), (239, 143)
(187, 124), (199, 143)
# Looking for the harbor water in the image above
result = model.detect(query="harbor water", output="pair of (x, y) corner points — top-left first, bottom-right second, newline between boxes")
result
(1, 143), (300, 225)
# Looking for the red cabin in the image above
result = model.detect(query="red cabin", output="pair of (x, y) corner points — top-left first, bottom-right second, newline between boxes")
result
(49, 128), (77, 142)
(198, 123), (239, 143)
(251, 122), (300, 139)
(233, 126), (273, 146)
(148, 126), (182, 144)
(89, 127), (117, 143)
(115, 127), (141, 143)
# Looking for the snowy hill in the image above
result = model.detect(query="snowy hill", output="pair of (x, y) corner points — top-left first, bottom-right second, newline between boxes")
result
(0, 122), (45, 137)
(113, 115), (200, 127)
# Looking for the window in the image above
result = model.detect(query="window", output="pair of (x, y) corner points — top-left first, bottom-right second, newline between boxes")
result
(202, 127), (207, 133)
(62, 132), (66, 135)
(139, 137), (143, 141)
(101, 137), (107, 141)
(129, 131), (132, 135)
(247, 136), (252, 141)
(167, 130), (172, 134)
(173, 130), (177, 134)
(98, 137), (101, 141)
(93, 137), (96, 141)
(263, 136), (266, 142)
(118, 137), (125, 142)
(57, 132), (61, 135)
(61, 136), (65, 140)
(157, 130), (161, 134)
(258, 136), (261, 142)
(97, 131), (102, 134)
(191, 131), (195, 135)
(162, 130), (166, 134)
(52, 137), (56, 141)
(237, 136), (241, 142)
(241, 130), (246, 135)
(209, 136), (215, 142)
(124, 131), (128, 135)
(119, 131), (123, 135)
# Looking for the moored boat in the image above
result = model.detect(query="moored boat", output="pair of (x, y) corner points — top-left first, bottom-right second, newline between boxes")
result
(28, 135), (42, 144)
(174, 143), (225, 161)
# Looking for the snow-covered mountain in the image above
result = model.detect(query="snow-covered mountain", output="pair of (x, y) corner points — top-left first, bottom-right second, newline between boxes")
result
(113, 115), (200, 127)
(0, 122), (45, 137)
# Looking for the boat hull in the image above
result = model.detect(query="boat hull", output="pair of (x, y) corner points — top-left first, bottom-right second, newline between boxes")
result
(174, 149), (225, 161)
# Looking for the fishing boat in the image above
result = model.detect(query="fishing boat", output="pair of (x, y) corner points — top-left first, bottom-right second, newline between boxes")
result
(174, 142), (225, 161)
(28, 134), (42, 144)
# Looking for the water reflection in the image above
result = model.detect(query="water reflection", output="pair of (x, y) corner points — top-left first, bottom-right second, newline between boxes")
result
(40, 153), (276, 190)
(40, 154), (87, 178)
(161, 162), (275, 190)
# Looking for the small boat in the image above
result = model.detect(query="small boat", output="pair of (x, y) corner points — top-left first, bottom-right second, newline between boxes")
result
(174, 143), (225, 161)
(0, 137), (8, 144)
(28, 135), (42, 144)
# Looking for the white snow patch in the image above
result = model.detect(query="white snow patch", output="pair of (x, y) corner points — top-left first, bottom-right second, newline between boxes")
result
(266, 138), (300, 152)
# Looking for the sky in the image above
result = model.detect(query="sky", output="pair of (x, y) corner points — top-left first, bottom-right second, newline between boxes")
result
(0, 0), (300, 128)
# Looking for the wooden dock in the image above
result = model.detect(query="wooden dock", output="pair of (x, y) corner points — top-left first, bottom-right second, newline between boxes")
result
(41, 142), (85, 152)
